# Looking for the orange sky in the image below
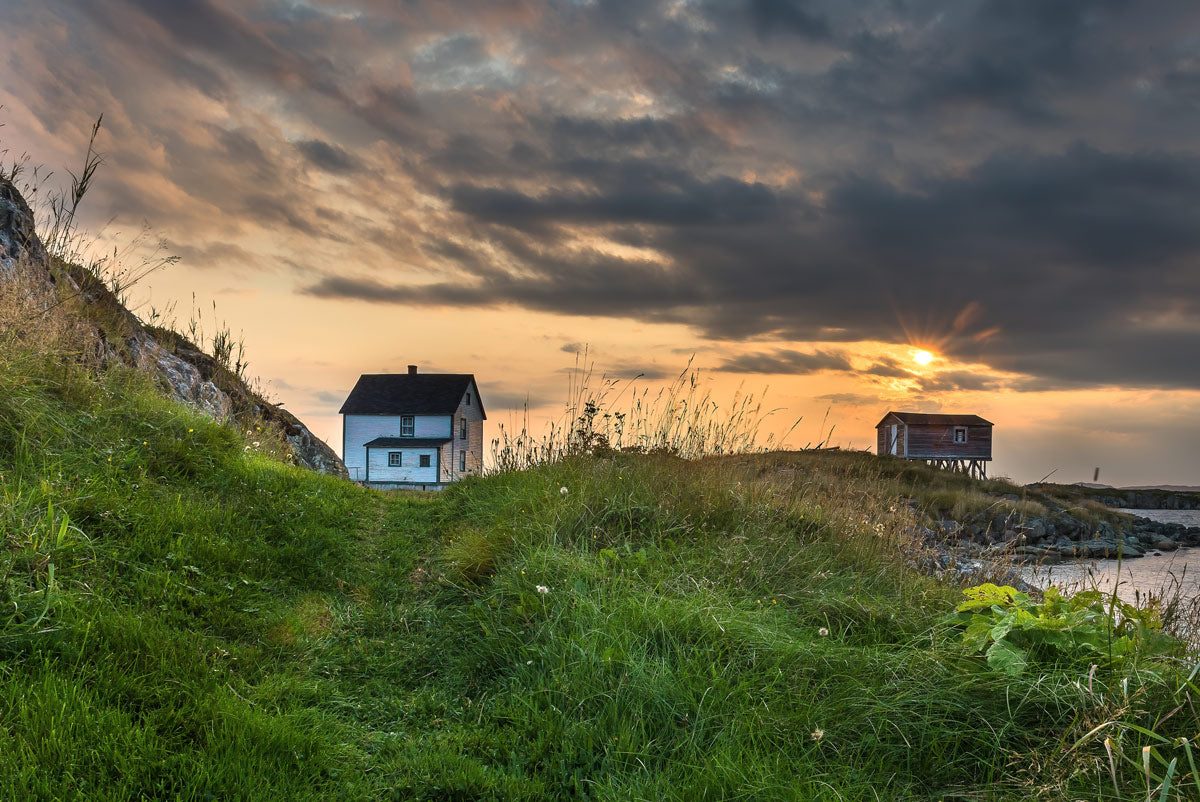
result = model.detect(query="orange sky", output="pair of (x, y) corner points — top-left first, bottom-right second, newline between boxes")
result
(119, 265), (1198, 487)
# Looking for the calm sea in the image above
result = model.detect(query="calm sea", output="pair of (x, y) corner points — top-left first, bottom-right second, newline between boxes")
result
(1021, 509), (1200, 603)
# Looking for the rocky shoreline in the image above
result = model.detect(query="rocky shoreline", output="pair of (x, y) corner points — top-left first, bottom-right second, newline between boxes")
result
(915, 501), (1200, 565)
(1028, 486), (1200, 511)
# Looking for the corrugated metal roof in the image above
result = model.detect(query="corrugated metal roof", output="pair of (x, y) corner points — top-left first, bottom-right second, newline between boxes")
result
(339, 373), (486, 419)
(363, 437), (451, 448)
(875, 411), (993, 427)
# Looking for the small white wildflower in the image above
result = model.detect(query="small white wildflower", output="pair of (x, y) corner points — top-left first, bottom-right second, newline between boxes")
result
(526, 660), (533, 665)
(536, 585), (549, 594)
(818, 627), (830, 637)
(559, 486), (569, 496)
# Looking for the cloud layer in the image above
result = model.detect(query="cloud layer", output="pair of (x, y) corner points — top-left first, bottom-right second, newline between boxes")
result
(3, 0), (1198, 393)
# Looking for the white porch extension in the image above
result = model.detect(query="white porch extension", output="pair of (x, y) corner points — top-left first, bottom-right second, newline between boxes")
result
(362, 437), (447, 484)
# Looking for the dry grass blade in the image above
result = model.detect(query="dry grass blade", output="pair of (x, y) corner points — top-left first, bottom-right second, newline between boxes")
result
(1105, 737), (1122, 798)
(491, 353), (802, 471)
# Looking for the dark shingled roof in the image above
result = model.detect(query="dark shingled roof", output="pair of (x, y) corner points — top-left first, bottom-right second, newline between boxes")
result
(363, 437), (451, 449)
(876, 411), (993, 427)
(339, 373), (485, 418)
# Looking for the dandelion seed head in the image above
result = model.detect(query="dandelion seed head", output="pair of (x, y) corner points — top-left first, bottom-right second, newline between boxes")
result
(536, 585), (549, 594)
(818, 627), (830, 637)
(811, 729), (824, 741)
(559, 486), (569, 496)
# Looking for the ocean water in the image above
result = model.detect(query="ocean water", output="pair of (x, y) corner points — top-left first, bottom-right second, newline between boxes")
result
(1021, 509), (1200, 604)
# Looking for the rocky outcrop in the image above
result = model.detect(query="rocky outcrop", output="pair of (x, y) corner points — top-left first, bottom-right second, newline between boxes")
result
(0, 176), (347, 478)
(128, 333), (233, 420)
(1091, 491), (1200, 510)
(1028, 484), (1200, 510)
(925, 503), (1200, 564)
(0, 179), (48, 278)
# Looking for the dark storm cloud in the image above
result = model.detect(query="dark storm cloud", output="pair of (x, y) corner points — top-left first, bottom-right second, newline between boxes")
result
(6, 0), (1200, 392)
(450, 176), (782, 229)
(745, 0), (831, 40)
(716, 349), (852, 375)
(483, 388), (555, 410)
(395, 142), (1200, 389)
(913, 371), (1004, 394)
(861, 359), (915, 380)
(295, 139), (361, 174)
(312, 390), (345, 404)
(604, 364), (677, 381)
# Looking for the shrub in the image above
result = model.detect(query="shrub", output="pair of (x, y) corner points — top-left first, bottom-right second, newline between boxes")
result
(944, 583), (1174, 675)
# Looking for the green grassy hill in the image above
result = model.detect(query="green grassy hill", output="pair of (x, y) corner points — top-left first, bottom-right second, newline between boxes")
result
(2, 343), (1199, 799)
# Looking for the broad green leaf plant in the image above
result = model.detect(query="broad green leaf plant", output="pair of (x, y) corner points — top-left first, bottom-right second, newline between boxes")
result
(945, 583), (1170, 676)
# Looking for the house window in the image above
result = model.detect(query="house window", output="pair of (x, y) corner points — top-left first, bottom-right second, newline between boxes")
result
(466, 393), (471, 406)
(953, 427), (968, 444)
(459, 451), (466, 472)
(388, 452), (402, 467)
(400, 416), (414, 437)
(459, 418), (467, 441)
(419, 454), (431, 467)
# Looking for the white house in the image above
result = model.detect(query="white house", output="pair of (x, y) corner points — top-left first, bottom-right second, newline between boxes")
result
(340, 366), (485, 489)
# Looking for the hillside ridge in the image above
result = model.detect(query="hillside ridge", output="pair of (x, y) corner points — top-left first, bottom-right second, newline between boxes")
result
(0, 175), (346, 477)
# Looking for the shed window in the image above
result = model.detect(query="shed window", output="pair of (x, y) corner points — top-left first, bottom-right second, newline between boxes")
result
(419, 454), (431, 467)
(953, 427), (968, 444)
(388, 452), (402, 467)
(400, 416), (414, 437)
(459, 451), (466, 472)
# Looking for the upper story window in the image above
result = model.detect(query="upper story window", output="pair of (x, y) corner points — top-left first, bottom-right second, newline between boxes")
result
(401, 416), (414, 437)
(388, 452), (402, 467)
(953, 427), (968, 444)
(465, 393), (471, 406)
(459, 418), (468, 441)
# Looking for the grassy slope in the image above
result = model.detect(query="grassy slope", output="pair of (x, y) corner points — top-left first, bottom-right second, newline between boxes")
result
(1, 353), (1197, 800)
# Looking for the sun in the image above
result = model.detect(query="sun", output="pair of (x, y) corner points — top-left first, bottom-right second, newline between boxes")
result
(913, 349), (934, 366)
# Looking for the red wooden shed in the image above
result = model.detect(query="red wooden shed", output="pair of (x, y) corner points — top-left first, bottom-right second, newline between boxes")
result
(876, 411), (993, 478)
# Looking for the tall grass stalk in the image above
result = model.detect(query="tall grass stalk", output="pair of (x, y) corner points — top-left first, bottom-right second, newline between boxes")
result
(492, 354), (801, 471)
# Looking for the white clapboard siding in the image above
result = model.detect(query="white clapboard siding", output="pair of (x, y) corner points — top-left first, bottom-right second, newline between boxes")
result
(368, 448), (439, 484)
(343, 415), (396, 473)
(344, 414), (451, 473)
(414, 415), (451, 438)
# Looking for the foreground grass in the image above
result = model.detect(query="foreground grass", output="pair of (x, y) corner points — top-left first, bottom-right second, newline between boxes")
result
(1, 354), (1198, 799)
